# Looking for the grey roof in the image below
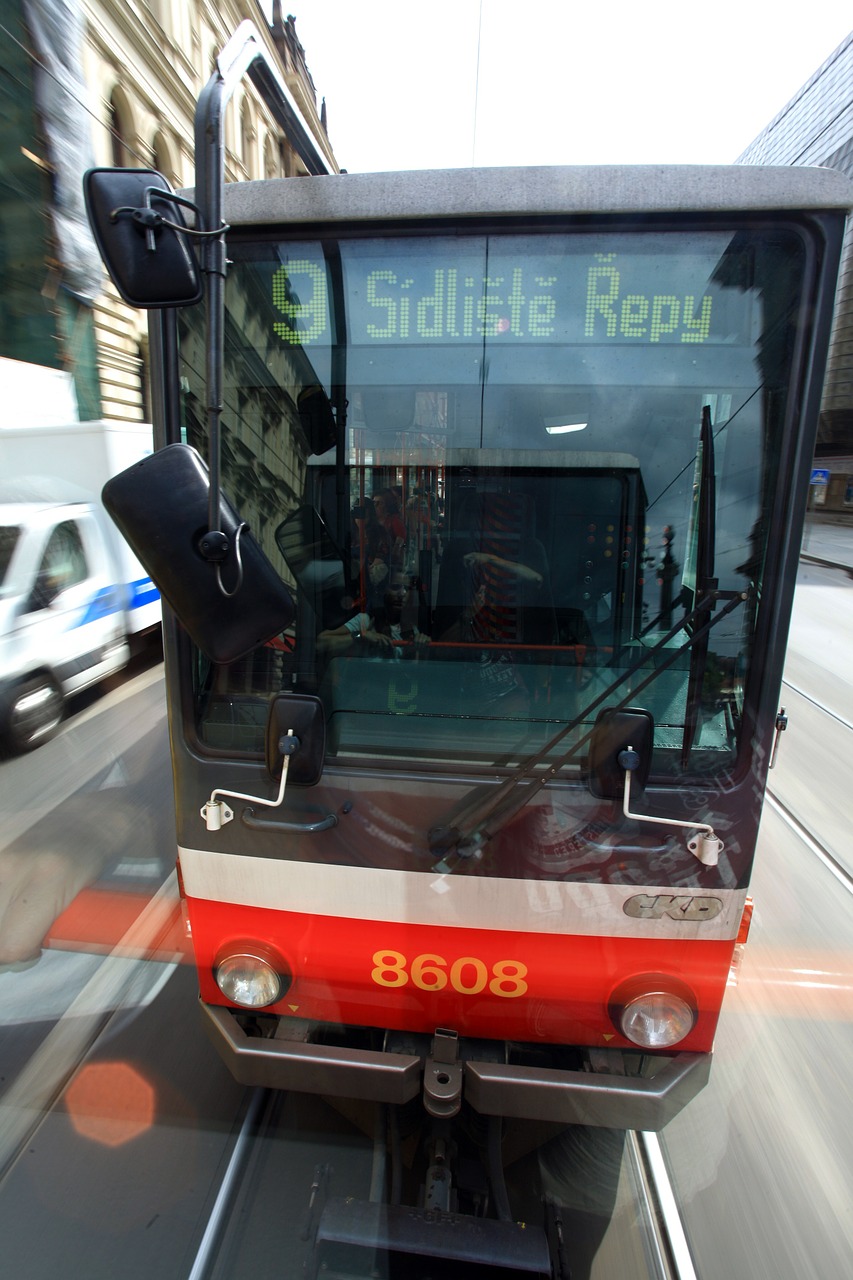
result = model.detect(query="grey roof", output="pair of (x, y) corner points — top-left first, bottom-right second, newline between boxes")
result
(221, 164), (852, 226)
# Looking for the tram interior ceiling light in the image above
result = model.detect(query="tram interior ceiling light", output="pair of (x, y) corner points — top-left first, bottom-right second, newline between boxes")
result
(215, 951), (287, 1008)
(544, 420), (588, 434)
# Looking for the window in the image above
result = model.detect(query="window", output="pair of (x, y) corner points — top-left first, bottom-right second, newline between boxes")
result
(0, 526), (20, 588)
(35, 521), (88, 605)
(240, 101), (255, 177)
(109, 91), (132, 167)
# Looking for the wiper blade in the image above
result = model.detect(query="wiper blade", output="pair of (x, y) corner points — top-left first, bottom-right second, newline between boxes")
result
(428, 587), (748, 870)
(681, 405), (717, 767)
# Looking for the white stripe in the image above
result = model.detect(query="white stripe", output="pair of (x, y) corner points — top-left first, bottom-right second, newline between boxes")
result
(178, 846), (745, 941)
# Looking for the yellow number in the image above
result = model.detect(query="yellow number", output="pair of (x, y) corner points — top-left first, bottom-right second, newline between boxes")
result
(489, 960), (528, 998)
(411, 953), (448, 991)
(370, 951), (528, 998)
(371, 950), (408, 987)
(450, 957), (488, 994)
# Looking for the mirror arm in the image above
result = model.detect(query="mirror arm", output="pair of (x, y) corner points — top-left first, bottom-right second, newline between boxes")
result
(619, 749), (724, 866)
(200, 729), (297, 830)
(200, 726), (337, 835)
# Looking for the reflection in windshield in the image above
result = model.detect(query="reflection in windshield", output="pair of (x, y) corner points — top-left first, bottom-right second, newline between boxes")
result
(183, 226), (802, 789)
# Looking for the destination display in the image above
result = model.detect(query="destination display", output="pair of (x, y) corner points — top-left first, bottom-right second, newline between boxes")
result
(270, 233), (754, 349)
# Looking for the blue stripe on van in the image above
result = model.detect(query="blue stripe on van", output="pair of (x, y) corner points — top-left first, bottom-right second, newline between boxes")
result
(69, 579), (160, 629)
(75, 586), (123, 626)
(130, 577), (160, 608)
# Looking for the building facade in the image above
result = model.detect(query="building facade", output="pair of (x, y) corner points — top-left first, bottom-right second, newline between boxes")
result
(1, 0), (337, 427)
(738, 32), (853, 517)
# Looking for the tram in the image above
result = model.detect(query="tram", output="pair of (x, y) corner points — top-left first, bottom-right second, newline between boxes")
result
(84, 23), (849, 1278)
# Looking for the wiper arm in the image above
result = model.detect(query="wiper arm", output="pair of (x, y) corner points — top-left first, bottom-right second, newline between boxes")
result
(681, 405), (717, 767)
(428, 587), (749, 870)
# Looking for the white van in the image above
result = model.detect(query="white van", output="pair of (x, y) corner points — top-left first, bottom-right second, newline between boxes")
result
(0, 422), (160, 753)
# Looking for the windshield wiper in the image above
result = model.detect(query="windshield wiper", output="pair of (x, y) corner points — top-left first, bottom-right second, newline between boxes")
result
(428, 586), (749, 871)
(681, 405), (717, 767)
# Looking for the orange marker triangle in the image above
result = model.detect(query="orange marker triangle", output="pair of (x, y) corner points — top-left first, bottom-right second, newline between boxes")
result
(602, 1033), (614, 1041)
(289, 1004), (299, 1012)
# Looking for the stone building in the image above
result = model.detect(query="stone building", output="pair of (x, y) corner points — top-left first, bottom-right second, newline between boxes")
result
(1, 0), (337, 426)
(738, 31), (853, 518)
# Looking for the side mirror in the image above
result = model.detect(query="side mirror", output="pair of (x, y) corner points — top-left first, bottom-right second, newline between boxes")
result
(588, 707), (654, 799)
(266, 693), (325, 784)
(83, 167), (203, 308)
(102, 444), (294, 665)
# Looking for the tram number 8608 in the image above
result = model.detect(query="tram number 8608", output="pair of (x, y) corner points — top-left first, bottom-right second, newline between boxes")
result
(371, 950), (529, 998)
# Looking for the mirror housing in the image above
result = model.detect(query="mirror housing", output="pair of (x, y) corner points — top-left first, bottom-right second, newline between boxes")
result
(297, 385), (337, 455)
(83, 167), (203, 308)
(588, 707), (654, 799)
(266, 694), (326, 785)
(102, 444), (294, 665)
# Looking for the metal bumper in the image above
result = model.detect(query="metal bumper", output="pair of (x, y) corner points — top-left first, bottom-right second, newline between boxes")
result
(201, 1001), (711, 1130)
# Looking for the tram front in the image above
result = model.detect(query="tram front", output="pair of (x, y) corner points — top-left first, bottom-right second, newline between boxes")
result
(95, 164), (849, 1129)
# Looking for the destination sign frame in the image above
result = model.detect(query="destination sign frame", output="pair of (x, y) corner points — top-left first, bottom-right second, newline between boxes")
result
(264, 230), (778, 351)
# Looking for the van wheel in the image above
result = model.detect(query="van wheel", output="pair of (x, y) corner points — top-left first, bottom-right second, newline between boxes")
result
(2, 674), (64, 754)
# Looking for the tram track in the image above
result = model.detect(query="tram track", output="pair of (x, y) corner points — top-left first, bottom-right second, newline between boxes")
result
(180, 1084), (699, 1280)
(764, 789), (853, 897)
(770, 672), (853, 891)
(629, 1132), (698, 1280)
(780, 675), (853, 734)
(186, 1088), (272, 1280)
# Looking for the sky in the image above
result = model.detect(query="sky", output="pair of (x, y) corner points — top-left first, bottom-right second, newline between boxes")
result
(259, 1), (852, 173)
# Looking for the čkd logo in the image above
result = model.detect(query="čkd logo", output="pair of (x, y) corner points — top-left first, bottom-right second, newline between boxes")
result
(623, 894), (724, 922)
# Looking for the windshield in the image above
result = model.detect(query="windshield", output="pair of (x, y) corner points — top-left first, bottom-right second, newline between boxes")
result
(0, 526), (21, 590)
(178, 222), (806, 781)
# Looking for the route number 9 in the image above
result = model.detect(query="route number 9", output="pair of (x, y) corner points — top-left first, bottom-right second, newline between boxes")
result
(272, 261), (328, 344)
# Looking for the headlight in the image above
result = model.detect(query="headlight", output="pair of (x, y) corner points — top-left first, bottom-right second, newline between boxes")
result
(215, 951), (286, 1009)
(610, 976), (697, 1049)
